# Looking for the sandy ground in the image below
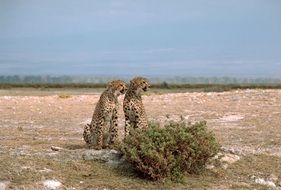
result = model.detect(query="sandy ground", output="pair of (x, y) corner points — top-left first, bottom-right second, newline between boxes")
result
(0, 89), (281, 189)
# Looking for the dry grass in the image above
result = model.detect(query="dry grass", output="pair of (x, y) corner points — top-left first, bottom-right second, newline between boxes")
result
(1, 88), (281, 189)
(0, 115), (203, 189)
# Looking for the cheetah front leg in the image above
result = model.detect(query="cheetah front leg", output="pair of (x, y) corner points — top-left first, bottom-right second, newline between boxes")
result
(123, 103), (132, 137)
(108, 108), (118, 146)
(134, 106), (148, 129)
(124, 110), (132, 137)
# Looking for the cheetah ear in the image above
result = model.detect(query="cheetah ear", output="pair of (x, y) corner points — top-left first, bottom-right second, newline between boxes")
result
(106, 81), (114, 92)
(129, 79), (137, 89)
(106, 81), (113, 88)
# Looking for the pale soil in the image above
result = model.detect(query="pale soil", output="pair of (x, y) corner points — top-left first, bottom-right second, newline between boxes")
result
(0, 89), (281, 189)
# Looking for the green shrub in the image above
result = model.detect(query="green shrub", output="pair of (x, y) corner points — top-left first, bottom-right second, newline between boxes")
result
(120, 121), (220, 181)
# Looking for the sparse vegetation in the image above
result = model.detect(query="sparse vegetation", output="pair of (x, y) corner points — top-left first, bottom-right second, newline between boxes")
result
(0, 74), (281, 91)
(1, 83), (281, 92)
(120, 121), (220, 181)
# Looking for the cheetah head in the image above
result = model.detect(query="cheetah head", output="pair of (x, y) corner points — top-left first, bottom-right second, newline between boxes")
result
(107, 80), (127, 96)
(129, 77), (151, 94)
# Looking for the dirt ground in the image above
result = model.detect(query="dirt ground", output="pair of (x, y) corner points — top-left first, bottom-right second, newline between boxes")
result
(0, 88), (281, 189)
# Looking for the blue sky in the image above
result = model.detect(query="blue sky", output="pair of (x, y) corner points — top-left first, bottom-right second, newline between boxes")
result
(0, 0), (281, 77)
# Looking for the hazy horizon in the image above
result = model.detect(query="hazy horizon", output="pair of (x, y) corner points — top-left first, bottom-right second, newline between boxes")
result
(1, 0), (281, 77)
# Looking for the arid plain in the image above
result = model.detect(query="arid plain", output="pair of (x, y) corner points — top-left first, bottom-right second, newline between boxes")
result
(0, 88), (281, 189)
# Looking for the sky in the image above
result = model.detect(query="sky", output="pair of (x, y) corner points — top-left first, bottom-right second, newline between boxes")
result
(0, 0), (281, 77)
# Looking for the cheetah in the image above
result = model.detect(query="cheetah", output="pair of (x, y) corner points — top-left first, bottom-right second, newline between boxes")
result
(123, 77), (150, 136)
(83, 80), (127, 149)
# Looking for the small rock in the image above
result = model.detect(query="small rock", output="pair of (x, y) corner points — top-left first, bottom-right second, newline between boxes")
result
(255, 178), (276, 189)
(250, 175), (256, 180)
(221, 146), (243, 155)
(222, 163), (229, 170)
(43, 180), (62, 190)
(184, 115), (190, 120)
(212, 152), (224, 160)
(83, 149), (121, 161)
(51, 146), (63, 151)
(220, 153), (240, 164)
(0, 183), (6, 190)
(251, 176), (277, 189)
(219, 115), (244, 122)
(21, 166), (32, 170)
(39, 168), (52, 173)
(268, 174), (278, 183)
(206, 164), (215, 170)
(82, 149), (124, 166)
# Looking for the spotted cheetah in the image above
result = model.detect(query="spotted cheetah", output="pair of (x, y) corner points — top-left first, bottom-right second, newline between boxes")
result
(83, 80), (127, 149)
(123, 77), (150, 136)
